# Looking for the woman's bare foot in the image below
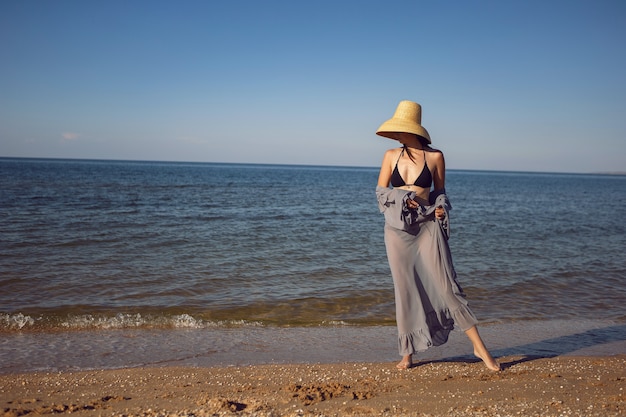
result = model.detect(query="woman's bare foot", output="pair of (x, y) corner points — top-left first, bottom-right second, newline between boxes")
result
(465, 326), (501, 371)
(396, 355), (412, 369)
(474, 349), (501, 372)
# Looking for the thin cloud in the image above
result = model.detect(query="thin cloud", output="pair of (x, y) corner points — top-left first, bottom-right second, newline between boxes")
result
(61, 132), (81, 142)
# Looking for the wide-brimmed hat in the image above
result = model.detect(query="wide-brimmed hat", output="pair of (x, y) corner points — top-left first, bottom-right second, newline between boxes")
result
(376, 100), (431, 144)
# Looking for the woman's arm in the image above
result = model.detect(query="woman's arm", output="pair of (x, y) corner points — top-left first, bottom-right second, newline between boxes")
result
(377, 149), (395, 188)
(431, 151), (446, 219)
(431, 150), (446, 191)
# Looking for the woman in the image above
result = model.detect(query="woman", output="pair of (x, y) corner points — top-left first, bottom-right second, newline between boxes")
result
(375, 100), (500, 371)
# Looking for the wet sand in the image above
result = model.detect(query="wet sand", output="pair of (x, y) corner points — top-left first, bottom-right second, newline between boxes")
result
(2, 355), (624, 417)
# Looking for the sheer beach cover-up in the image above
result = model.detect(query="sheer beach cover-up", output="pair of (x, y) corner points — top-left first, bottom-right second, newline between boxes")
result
(376, 186), (478, 356)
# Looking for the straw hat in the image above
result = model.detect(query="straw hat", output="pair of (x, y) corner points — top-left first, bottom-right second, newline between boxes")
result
(376, 100), (431, 144)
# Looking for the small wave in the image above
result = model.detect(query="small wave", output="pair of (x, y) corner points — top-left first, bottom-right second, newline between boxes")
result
(0, 312), (268, 332)
(320, 320), (352, 326)
(171, 313), (203, 328)
(0, 313), (35, 330)
(170, 314), (265, 328)
(61, 313), (148, 329)
(60, 313), (268, 330)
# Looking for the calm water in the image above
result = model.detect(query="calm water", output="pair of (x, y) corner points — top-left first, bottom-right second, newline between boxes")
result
(1, 158), (626, 332)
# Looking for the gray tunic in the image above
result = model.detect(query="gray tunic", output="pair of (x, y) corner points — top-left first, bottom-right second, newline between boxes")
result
(376, 186), (478, 356)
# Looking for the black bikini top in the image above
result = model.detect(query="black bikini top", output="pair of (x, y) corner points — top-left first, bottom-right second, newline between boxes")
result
(390, 148), (432, 188)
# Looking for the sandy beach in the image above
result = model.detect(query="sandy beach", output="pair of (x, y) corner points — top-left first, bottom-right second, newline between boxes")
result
(2, 355), (624, 417)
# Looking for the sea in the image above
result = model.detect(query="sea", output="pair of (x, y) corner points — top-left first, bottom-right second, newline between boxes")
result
(1, 157), (625, 373)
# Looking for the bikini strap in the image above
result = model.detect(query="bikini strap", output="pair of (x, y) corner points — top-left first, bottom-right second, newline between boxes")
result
(395, 147), (405, 165)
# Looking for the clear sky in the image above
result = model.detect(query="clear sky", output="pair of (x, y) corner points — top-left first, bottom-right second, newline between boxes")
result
(1, 0), (625, 173)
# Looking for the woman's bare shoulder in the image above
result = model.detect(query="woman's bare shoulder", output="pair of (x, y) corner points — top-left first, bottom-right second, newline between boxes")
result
(383, 147), (403, 159)
(425, 147), (444, 161)
(425, 146), (443, 154)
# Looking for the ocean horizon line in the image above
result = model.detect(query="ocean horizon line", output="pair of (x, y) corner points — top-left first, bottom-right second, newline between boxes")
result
(1, 155), (624, 177)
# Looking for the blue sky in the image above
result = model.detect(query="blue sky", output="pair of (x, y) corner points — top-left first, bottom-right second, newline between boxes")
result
(1, 0), (625, 173)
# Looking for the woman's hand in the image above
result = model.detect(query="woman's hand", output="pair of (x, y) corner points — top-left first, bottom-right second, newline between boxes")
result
(407, 199), (445, 220)
(407, 199), (419, 210)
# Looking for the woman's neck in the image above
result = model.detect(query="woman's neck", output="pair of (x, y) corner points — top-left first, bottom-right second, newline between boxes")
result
(404, 144), (424, 152)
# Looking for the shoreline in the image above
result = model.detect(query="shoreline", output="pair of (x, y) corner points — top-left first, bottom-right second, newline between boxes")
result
(2, 319), (625, 375)
(2, 356), (624, 417)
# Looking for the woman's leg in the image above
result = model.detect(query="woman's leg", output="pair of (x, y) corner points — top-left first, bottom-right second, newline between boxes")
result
(465, 326), (501, 371)
(397, 354), (412, 369)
